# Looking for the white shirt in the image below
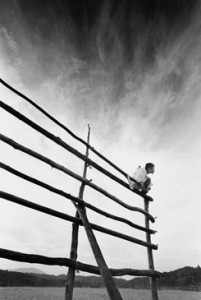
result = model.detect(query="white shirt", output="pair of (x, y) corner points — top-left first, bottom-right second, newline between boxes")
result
(128, 166), (153, 190)
(133, 166), (147, 183)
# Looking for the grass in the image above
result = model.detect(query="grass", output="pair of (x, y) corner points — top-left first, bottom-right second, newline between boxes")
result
(0, 287), (200, 300)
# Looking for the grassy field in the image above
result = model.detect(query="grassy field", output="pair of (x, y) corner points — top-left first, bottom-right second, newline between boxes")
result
(0, 287), (200, 300)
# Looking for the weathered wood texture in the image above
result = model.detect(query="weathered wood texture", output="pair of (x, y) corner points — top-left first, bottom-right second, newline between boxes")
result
(0, 100), (152, 201)
(0, 78), (148, 191)
(0, 80), (160, 298)
(65, 211), (79, 300)
(144, 200), (159, 300)
(0, 248), (161, 277)
(65, 125), (91, 300)
(0, 162), (155, 234)
(74, 204), (123, 300)
(0, 191), (157, 249)
(0, 134), (155, 222)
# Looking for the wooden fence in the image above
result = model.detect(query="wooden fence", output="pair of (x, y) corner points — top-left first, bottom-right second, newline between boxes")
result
(0, 78), (161, 300)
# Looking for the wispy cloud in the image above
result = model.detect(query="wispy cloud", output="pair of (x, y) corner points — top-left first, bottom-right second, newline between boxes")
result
(0, 0), (201, 274)
(1, 1), (201, 152)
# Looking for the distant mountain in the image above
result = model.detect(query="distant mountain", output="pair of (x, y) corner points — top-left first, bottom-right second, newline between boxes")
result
(0, 266), (200, 291)
(13, 268), (46, 274)
(0, 270), (65, 287)
(158, 266), (201, 291)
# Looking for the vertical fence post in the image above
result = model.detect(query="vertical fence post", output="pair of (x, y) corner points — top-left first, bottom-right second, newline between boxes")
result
(144, 199), (159, 300)
(65, 125), (91, 300)
(75, 203), (123, 300)
(65, 126), (123, 300)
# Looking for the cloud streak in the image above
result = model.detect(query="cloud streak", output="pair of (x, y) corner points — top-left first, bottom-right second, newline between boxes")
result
(1, 1), (201, 152)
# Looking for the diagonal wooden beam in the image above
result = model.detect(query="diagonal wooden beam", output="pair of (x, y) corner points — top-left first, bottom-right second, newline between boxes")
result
(0, 162), (154, 233)
(0, 133), (155, 221)
(0, 191), (157, 249)
(74, 203), (123, 300)
(0, 100), (152, 201)
(0, 78), (151, 195)
(66, 125), (91, 300)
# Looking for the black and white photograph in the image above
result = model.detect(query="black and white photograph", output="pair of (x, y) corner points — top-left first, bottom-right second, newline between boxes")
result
(0, 1), (200, 299)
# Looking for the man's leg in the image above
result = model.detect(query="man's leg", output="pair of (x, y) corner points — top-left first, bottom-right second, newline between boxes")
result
(141, 178), (151, 194)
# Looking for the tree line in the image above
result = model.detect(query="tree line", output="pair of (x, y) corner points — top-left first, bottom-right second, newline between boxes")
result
(0, 266), (200, 290)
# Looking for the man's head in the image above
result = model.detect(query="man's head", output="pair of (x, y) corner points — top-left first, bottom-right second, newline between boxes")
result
(145, 163), (155, 174)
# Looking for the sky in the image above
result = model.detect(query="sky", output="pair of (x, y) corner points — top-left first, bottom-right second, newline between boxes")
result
(0, 0), (201, 278)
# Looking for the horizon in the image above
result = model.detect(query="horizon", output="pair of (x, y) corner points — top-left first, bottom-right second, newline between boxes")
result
(3, 264), (201, 277)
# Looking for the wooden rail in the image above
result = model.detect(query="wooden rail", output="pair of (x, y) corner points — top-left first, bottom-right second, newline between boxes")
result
(0, 162), (155, 234)
(0, 100), (152, 202)
(0, 80), (160, 299)
(0, 134), (155, 222)
(0, 191), (157, 249)
(0, 248), (161, 277)
(0, 78), (146, 185)
(66, 125), (90, 299)
(73, 203), (123, 299)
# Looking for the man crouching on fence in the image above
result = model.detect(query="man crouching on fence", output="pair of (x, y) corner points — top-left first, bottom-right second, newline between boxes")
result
(127, 163), (155, 195)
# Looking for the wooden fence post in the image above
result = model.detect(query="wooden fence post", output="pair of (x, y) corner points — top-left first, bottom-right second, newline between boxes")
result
(144, 199), (159, 300)
(0, 80), (161, 300)
(65, 125), (91, 300)
(75, 203), (123, 300)
(65, 125), (123, 300)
